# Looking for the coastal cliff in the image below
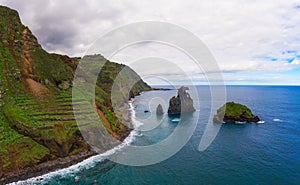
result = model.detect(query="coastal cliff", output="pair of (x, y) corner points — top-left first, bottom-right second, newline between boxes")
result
(0, 6), (150, 183)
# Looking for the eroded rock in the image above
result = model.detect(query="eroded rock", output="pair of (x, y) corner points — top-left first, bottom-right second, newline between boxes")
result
(156, 104), (164, 115)
(168, 86), (195, 114)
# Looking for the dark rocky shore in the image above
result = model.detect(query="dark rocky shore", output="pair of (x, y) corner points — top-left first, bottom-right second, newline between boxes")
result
(0, 150), (96, 184)
(0, 5), (151, 184)
(0, 111), (133, 184)
(151, 87), (173, 91)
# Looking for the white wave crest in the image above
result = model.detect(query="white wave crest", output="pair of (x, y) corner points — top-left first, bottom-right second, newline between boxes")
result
(9, 102), (140, 185)
(235, 121), (246, 124)
(273, 118), (282, 122)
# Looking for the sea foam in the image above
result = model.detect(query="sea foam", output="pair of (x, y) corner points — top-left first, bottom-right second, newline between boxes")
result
(9, 101), (141, 185)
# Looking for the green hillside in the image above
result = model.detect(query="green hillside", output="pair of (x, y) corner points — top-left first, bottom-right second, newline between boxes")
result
(0, 5), (150, 180)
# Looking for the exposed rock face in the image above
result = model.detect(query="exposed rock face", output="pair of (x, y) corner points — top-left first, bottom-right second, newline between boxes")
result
(213, 102), (261, 123)
(0, 5), (151, 183)
(128, 90), (135, 100)
(156, 104), (164, 115)
(168, 86), (195, 114)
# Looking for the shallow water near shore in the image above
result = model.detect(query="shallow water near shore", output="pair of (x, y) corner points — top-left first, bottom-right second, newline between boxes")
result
(12, 86), (300, 185)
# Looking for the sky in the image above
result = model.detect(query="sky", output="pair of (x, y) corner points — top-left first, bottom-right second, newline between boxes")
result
(1, 0), (300, 85)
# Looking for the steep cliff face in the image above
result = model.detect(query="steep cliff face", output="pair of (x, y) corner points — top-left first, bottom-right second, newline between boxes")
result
(167, 86), (195, 114)
(0, 5), (150, 181)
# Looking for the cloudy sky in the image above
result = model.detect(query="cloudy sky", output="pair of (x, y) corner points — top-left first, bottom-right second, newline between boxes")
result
(1, 0), (300, 85)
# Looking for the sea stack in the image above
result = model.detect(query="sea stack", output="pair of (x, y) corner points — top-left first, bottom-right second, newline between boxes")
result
(167, 86), (195, 114)
(213, 102), (261, 123)
(156, 104), (164, 115)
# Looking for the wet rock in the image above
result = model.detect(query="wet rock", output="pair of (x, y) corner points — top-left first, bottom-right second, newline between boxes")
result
(156, 104), (164, 115)
(251, 115), (261, 123)
(168, 86), (195, 114)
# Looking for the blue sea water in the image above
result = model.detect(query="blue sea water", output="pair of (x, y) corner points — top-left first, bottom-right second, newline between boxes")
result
(21, 86), (300, 185)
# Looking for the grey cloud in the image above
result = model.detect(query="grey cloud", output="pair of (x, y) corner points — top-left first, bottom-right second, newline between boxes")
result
(0, 0), (124, 56)
(1, 0), (300, 85)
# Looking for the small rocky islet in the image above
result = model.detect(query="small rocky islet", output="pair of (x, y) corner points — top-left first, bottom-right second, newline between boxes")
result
(213, 102), (261, 124)
(156, 104), (164, 115)
(164, 87), (261, 124)
(167, 86), (195, 114)
(0, 4), (265, 185)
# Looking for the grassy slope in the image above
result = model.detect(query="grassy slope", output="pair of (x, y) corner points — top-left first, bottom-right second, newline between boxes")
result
(0, 5), (150, 175)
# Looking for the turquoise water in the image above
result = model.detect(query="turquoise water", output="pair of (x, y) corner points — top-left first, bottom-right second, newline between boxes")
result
(21, 86), (300, 185)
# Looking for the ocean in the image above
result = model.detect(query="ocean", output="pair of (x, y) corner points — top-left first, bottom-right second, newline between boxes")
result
(12, 86), (300, 185)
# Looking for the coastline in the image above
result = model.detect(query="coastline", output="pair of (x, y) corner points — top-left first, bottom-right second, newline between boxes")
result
(2, 150), (96, 184)
(3, 101), (139, 185)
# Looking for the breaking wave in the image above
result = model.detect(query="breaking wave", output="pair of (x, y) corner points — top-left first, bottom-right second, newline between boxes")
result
(9, 101), (141, 185)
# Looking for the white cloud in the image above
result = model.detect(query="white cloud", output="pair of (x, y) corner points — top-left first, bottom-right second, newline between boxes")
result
(1, 0), (300, 84)
(291, 58), (300, 65)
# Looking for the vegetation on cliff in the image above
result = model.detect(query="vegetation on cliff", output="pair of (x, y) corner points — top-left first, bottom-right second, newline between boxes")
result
(213, 102), (261, 123)
(0, 5), (150, 182)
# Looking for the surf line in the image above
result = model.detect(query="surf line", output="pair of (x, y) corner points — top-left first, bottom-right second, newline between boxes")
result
(9, 101), (142, 185)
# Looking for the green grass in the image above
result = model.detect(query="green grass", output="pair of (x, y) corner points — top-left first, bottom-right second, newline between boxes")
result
(0, 5), (151, 175)
(32, 48), (74, 83)
(214, 102), (253, 123)
(0, 112), (50, 171)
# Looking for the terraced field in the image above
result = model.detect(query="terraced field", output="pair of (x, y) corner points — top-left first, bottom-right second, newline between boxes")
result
(0, 5), (151, 182)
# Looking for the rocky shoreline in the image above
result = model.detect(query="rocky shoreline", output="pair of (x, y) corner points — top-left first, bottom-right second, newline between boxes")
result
(0, 5), (152, 184)
(1, 127), (134, 185)
(0, 150), (96, 184)
(0, 82), (150, 184)
(1, 98), (136, 184)
(213, 102), (261, 124)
